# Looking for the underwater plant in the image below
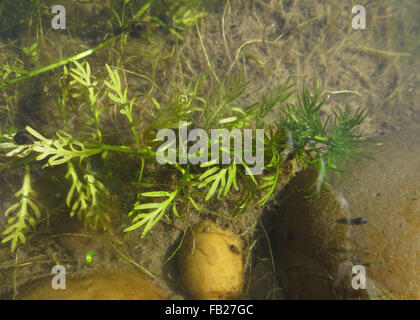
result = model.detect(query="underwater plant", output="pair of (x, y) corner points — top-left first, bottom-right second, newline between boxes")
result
(0, 0), (209, 89)
(0, 59), (369, 252)
(280, 83), (369, 184)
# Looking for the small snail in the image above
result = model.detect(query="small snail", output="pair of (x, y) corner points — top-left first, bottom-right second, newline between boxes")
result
(13, 131), (34, 145)
(130, 22), (144, 38)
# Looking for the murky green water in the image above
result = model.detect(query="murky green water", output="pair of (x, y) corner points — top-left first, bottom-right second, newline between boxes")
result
(0, 0), (419, 300)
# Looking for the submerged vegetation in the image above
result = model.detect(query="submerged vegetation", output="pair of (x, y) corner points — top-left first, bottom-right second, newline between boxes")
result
(0, 0), (369, 254)
(0, 60), (368, 251)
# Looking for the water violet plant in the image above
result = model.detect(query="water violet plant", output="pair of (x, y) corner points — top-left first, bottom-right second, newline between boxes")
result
(0, 59), (369, 252)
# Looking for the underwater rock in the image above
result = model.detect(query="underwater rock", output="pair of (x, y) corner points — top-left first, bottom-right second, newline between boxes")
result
(275, 129), (420, 299)
(177, 220), (244, 299)
(17, 269), (166, 300)
(274, 168), (351, 299)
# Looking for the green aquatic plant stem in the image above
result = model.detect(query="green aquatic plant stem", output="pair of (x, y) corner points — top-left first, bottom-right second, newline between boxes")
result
(96, 144), (156, 158)
(1, 128), (156, 168)
(0, 35), (119, 89)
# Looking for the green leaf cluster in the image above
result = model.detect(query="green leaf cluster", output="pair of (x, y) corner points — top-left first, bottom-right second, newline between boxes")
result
(1, 165), (40, 252)
(65, 160), (110, 229)
(280, 82), (369, 182)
